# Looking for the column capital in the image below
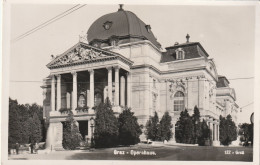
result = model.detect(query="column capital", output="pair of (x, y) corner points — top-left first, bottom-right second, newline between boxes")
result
(114, 66), (121, 70)
(71, 71), (77, 76)
(50, 74), (56, 79)
(88, 69), (94, 73)
(197, 75), (205, 79)
(106, 66), (112, 71)
(56, 74), (61, 79)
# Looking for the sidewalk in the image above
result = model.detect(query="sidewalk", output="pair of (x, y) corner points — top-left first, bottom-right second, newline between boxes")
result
(8, 149), (89, 160)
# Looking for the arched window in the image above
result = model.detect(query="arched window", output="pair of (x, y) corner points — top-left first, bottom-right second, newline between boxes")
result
(78, 95), (86, 107)
(175, 48), (185, 60)
(174, 91), (185, 111)
(94, 93), (102, 106)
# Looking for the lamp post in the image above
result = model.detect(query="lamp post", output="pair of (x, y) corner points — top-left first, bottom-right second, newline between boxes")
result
(195, 120), (198, 144)
(90, 117), (95, 148)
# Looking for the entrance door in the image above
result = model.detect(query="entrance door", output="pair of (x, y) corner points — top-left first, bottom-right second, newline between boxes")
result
(78, 121), (88, 141)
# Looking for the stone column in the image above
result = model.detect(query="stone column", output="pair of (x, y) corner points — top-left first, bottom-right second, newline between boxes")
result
(213, 122), (220, 146)
(56, 74), (61, 111)
(72, 71), (77, 111)
(89, 69), (94, 108)
(88, 120), (92, 143)
(213, 123), (215, 141)
(126, 72), (131, 107)
(66, 92), (70, 109)
(107, 67), (113, 102)
(208, 121), (212, 140)
(217, 124), (219, 141)
(114, 66), (120, 106)
(120, 76), (125, 106)
(51, 75), (56, 112)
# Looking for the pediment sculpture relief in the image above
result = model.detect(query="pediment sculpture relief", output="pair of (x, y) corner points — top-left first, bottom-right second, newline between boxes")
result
(51, 46), (108, 67)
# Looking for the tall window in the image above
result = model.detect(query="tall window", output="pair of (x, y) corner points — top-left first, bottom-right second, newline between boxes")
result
(174, 91), (185, 111)
(78, 95), (86, 107)
(176, 48), (185, 60)
(177, 51), (185, 60)
(94, 93), (102, 106)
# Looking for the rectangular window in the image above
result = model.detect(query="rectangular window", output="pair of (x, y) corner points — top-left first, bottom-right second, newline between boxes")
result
(174, 100), (184, 111)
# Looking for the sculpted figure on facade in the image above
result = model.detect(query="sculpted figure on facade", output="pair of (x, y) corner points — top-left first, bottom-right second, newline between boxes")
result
(50, 46), (108, 67)
(168, 79), (187, 99)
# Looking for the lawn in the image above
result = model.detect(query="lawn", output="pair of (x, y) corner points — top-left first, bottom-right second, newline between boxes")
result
(9, 144), (253, 161)
(67, 145), (253, 161)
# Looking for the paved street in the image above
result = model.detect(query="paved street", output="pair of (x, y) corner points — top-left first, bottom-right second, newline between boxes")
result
(8, 144), (253, 161)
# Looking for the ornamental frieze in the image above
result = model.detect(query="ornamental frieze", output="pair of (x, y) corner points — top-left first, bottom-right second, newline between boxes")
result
(209, 86), (216, 97)
(50, 45), (108, 67)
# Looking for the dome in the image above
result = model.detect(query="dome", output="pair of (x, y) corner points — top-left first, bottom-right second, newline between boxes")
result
(87, 8), (161, 48)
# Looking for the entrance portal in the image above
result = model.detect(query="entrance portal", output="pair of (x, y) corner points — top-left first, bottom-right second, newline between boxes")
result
(78, 121), (88, 141)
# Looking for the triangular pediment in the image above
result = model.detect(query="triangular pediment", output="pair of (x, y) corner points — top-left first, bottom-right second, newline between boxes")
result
(47, 42), (119, 68)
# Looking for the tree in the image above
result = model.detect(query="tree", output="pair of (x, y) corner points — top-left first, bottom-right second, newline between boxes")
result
(118, 107), (142, 145)
(145, 111), (160, 141)
(197, 119), (210, 146)
(175, 109), (194, 144)
(18, 104), (30, 144)
(8, 98), (21, 148)
(28, 113), (42, 144)
(8, 98), (44, 149)
(248, 123), (253, 146)
(158, 111), (173, 141)
(62, 111), (82, 150)
(94, 98), (119, 148)
(219, 115), (237, 146)
(192, 106), (202, 144)
(28, 103), (45, 142)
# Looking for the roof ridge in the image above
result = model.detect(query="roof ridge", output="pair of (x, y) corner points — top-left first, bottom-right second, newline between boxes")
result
(122, 10), (131, 37)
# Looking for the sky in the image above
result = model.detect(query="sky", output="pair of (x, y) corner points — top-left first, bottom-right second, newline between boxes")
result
(9, 4), (255, 123)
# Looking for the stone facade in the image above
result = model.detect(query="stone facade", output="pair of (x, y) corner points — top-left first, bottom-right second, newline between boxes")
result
(42, 7), (239, 149)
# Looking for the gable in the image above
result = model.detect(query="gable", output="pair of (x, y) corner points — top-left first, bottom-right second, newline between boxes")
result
(47, 42), (123, 69)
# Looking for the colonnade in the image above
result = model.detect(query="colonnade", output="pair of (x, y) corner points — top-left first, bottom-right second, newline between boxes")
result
(208, 119), (220, 142)
(50, 66), (131, 113)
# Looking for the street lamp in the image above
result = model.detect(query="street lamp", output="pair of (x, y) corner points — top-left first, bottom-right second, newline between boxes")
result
(195, 120), (198, 144)
(90, 117), (95, 148)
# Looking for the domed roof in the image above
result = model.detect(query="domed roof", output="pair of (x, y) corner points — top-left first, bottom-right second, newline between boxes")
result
(87, 8), (161, 48)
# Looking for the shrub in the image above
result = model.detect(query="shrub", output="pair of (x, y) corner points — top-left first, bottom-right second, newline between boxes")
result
(219, 115), (237, 146)
(158, 111), (173, 141)
(192, 106), (202, 144)
(94, 98), (119, 148)
(145, 111), (160, 141)
(118, 107), (142, 145)
(197, 119), (211, 146)
(75, 106), (89, 113)
(62, 111), (82, 150)
(175, 109), (194, 144)
(59, 108), (71, 114)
